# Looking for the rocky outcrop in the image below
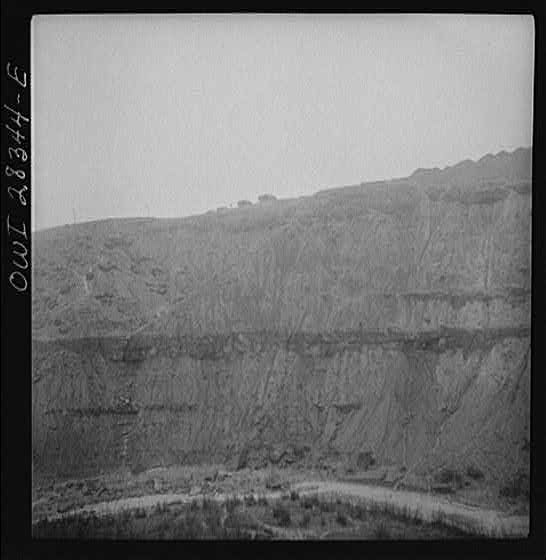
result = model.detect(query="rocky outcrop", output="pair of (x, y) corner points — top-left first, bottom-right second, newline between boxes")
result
(32, 148), (531, 491)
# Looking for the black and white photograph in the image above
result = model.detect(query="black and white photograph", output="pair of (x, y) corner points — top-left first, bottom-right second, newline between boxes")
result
(26, 13), (534, 541)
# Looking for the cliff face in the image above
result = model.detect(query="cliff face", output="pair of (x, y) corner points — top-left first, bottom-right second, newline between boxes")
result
(32, 148), (531, 488)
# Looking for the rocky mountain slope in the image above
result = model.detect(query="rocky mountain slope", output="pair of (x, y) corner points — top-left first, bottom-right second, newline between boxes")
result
(32, 148), (531, 493)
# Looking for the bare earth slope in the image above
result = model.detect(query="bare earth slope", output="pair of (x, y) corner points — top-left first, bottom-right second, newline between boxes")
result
(32, 148), (531, 497)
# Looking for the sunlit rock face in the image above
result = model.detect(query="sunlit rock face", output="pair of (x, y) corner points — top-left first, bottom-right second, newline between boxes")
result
(32, 148), (531, 488)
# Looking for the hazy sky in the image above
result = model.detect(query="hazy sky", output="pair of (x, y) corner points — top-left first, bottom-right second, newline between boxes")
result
(31, 14), (534, 231)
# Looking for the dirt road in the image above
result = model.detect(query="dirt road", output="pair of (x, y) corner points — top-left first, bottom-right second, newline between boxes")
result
(33, 480), (528, 538)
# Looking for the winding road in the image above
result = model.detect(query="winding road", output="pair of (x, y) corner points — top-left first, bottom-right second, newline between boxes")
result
(33, 480), (528, 538)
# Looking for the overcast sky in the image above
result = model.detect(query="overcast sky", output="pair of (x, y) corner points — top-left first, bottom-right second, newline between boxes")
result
(31, 14), (534, 231)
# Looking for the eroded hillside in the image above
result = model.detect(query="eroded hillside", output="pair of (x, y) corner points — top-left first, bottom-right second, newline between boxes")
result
(32, 148), (531, 492)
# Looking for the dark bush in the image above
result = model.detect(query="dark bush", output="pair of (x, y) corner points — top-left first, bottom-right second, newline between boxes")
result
(272, 503), (291, 527)
(153, 502), (168, 515)
(300, 512), (311, 528)
(336, 512), (348, 526)
(190, 499), (200, 512)
(499, 473), (529, 500)
(373, 521), (391, 539)
(290, 490), (299, 501)
(302, 495), (319, 509)
(225, 496), (242, 514)
(435, 468), (464, 488)
(244, 494), (256, 507)
(202, 501), (223, 535)
(134, 508), (147, 518)
(356, 451), (376, 470)
(202, 498), (219, 512)
(352, 504), (367, 521)
(176, 512), (205, 539)
(265, 471), (283, 490)
(432, 484), (455, 495)
(319, 500), (335, 513)
(258, 194), (277, 203)
(465, 465), (485, 481)
(236, 447), (249, 470)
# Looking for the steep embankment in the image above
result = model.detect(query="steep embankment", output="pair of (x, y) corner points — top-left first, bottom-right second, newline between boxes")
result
(32, 148), (531, 492)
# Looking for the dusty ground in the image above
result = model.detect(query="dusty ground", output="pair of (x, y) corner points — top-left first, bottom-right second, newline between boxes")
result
(32, 465), (529, 538)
